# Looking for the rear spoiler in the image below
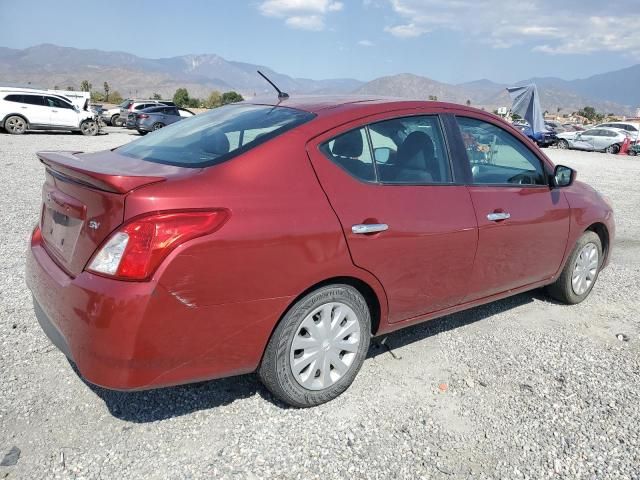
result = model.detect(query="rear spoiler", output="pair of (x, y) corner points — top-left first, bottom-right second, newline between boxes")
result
(37, 151), (166, 194)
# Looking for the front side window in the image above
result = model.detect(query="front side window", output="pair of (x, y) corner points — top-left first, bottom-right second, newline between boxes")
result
(457, 117), (546, 186)
(45, 96), (73, 109)
(117, 104), (315, 168)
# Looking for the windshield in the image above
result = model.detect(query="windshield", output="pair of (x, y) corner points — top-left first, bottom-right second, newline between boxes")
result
(117, 104), (315, 168)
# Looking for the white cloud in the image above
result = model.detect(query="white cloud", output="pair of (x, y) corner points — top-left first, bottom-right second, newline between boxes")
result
(383, 0), (640, 58)
(258, 0), (344, 30)
(358, 39), (375, 47)
(384, 23), (427, 38)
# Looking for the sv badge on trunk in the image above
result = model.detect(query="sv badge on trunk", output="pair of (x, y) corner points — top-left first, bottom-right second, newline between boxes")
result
(88, 220), (100, 230)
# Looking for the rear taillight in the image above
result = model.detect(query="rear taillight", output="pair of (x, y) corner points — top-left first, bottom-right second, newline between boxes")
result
(87, 210), (229, 281)
(137, 114), (149, 119)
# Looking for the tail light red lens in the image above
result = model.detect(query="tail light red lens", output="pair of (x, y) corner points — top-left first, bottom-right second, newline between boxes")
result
(138, 114), (149, 119)
(87, 210), (229, 280)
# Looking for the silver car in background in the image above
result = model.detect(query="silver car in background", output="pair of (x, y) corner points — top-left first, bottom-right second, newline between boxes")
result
(556, 127), (629, 154)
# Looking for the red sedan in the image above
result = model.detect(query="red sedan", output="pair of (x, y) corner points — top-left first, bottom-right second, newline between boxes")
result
(26, 97), (614, 407)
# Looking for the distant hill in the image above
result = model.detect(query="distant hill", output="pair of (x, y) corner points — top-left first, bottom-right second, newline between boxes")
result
(356, 73), (635, 115)
(0, 44), (638, 115)
(0, 44), (364, 99)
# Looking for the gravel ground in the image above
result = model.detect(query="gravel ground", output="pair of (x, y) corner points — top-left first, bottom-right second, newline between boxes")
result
(0, 128), (639, 479)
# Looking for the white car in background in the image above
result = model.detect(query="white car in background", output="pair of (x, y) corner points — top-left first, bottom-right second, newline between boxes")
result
(556, 127), (629, 154)
(0, 88), (98, 135)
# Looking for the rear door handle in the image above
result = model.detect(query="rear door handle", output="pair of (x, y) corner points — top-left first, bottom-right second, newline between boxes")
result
(487, 212), (511, 221)
(352, 223), (388, 234)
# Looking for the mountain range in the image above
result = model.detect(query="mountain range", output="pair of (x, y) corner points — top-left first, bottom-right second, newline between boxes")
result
(0, 44), (638, 115)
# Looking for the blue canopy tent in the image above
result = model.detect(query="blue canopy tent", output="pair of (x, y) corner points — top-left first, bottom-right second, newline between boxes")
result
(507, 84), (546, 134)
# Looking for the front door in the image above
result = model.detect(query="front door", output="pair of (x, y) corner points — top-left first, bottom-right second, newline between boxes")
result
(45, 96), (79, 128)
(307, 112), (478, 323)
(455, 116), (571, 300)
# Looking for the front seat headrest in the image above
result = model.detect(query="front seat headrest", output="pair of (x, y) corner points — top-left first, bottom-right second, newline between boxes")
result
(200, 129), (230, 155)
(396, 131), (435, 169)
(332, 129), (363, 158)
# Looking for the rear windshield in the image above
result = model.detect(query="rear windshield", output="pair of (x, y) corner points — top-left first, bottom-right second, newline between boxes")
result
(119, 99), (132, 108)
(117, 104), (315, 168)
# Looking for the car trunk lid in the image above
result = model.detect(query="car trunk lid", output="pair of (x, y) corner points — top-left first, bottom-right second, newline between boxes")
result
(37, 150), (195, 276)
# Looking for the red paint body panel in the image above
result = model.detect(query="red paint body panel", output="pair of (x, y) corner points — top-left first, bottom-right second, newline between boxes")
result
(25, 98), (615, 391)
(464, 186), (571, 300)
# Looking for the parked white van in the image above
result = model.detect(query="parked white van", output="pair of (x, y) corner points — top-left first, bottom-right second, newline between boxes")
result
(0, 88), (98, 135)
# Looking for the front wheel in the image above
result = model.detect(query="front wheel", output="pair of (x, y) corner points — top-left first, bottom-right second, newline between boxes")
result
(546, 231), (602, 304)
(259, 284), (371, 407)
(557, 139), (569, 150)
(4, 115), (27, 134)
(605, 144), (620, 154)
(152, 122), (164, 131)
(80, 119), (98, 136)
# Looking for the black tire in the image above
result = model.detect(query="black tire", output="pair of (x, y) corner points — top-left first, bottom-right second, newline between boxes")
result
(4, 115), (28, 134)
(557, 139), (569, 150)
(629, 150), (637, 156)
(605, 144), (620, 154)
(137, 130), (148, 136)
(111, 114), (121, 127)
(152, 122), (164, 131)
(80, 119), (98, 136)
(259, 284), (371, 408)
(546, 231), (602, 304)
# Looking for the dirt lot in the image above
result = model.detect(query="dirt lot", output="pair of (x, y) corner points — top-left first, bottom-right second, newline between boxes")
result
(1, 127), (639, 479)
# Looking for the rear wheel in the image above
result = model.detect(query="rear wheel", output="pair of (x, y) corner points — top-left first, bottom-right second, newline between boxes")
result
(259, 284), (371, 407)
(605, 144), (620, 154)
(152, 122), (164, 131)
(4, 115), (27, 134)
(546, 231), (602, 304)
(110, 114), (120, 126)
(137, 130), (148, 136)
(629, 149), (637, 156)
(80, 119), (98, 136)
(557, 139), (569, 150)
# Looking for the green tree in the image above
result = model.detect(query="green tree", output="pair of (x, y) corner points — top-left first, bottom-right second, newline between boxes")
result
(205, 90), (222, 108)
(80, 80), (92, 92)
(90, 91), (105, 102)
(66, 86), (75, 91)
(577, 106), (597, 121)
(465, 99), (471, 107)
(152, 92), (162, 100)
(173, 88), (190, 108)
(428, 95), (438, 101)
(221, 91), (244, 105)
(110, 91), (123, 104)
(53, 85), (59, 90)
(187, 97), (201, 108)
(103, 82), (110, 102)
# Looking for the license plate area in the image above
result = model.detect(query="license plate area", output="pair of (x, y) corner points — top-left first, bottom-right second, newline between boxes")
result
(42, 207), (83, 261)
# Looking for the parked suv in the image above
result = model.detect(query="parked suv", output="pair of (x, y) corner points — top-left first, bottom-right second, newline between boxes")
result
(0, 89), (99, 135)
(119, 99), (175, 127)
(125, 105), (184, 134)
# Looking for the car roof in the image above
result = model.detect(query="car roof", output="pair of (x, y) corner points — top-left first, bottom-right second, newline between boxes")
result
(244, 95), (497, 119)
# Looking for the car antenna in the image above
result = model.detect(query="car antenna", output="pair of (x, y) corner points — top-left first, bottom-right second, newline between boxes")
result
(257, 70), (289, 100)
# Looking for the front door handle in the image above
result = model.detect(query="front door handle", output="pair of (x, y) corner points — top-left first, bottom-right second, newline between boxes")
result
(352, 223), (388, 234)
(487, 212), (511, 221)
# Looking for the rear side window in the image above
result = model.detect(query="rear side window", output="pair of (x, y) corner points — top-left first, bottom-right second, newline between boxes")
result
(117, 104), (315, 168)
(320, 128), (375, 181)
(319, 115), (452, 184)
(4, 94), (24, 103)
(457, 117), (546, 186)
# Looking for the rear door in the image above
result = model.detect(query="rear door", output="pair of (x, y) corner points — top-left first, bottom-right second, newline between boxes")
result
(7, 94), (50, 125)
(453, 116), (570, 300)
(307, 111), (478, 323)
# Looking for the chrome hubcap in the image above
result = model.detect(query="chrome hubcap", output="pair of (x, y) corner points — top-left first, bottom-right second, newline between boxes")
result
(8, 117), (25, 132)
(571, 243), (599, 295)
(289, 302), (361, 391)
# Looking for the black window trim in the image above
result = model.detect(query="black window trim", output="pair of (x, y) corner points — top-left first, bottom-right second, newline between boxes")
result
(451, 114), (553, 189)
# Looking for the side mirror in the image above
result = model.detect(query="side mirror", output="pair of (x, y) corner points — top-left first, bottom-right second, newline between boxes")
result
(373, 147), (392, 164)
(553, 165), (575, 187)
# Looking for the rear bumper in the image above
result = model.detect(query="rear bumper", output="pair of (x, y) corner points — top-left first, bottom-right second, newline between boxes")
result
(26, 233), (291, 391)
